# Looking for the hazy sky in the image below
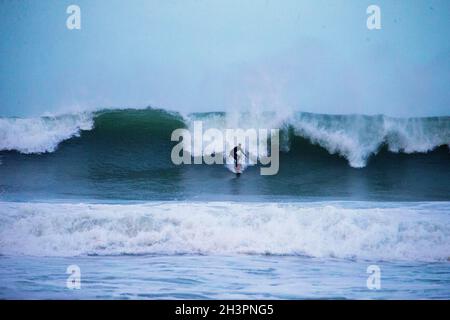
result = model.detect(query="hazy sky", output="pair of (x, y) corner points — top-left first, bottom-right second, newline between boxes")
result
(0, 0), (449, 117)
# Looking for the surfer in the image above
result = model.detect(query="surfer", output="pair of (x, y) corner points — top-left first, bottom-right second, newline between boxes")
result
(229, 143), (247, 172)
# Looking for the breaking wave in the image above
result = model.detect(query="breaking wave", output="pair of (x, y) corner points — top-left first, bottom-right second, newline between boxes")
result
(0, 201), (449, 261)
(0, 113), (94, 154)
(0, 107), (448, 168)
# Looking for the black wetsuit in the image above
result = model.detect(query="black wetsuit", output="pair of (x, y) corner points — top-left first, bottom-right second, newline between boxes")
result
(232, 146), (238, 167)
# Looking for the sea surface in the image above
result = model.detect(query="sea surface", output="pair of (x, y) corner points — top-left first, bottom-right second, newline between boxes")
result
(0, 108), (449, 299)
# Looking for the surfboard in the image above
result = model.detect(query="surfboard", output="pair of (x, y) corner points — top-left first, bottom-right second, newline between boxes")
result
(235, 164), (242, 176)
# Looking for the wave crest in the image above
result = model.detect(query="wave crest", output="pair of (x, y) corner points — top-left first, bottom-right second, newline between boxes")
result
(0, 108), (448, 168)
(0, 113), (94, 154)
(290, 113), (450, 167)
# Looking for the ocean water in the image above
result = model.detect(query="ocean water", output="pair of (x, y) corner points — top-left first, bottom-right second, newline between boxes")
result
(1, 254), (449, 299)
(0, 108), (449, 299)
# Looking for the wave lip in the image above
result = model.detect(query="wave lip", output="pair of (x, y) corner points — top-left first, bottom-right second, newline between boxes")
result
(0, 201), (449, 262)
(0, 113), (94, 154)
(290, 113), (450, 168)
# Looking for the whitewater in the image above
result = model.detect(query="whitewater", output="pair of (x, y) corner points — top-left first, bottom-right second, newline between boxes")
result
(0, 199), (449, 299)
(1, 108), (449, 168)
(0, 201), (449, 261)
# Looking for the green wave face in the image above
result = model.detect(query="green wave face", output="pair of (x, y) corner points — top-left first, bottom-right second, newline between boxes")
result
(0, 108), (449, 201)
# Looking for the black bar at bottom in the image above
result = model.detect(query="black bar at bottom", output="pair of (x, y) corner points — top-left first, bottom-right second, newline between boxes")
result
(0, 300), (446, 319)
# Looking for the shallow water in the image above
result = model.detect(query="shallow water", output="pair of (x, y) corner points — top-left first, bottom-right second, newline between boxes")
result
(1, 254), (449, 299)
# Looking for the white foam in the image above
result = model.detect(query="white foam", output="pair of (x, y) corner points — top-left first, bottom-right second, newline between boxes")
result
(0, 201), (449, 261)
(1, 109), (448, 168)
(290, 114), (450, 167)
(0, 113), (94, 154)
(187, 112), (449, 168)
(186, 110), (291, 173)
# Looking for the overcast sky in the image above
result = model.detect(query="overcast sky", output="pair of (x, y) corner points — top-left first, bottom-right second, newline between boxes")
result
(0, 0), (449, 117)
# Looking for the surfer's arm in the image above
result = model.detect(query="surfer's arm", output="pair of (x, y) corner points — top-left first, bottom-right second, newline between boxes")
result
(238, 146), (248, 158)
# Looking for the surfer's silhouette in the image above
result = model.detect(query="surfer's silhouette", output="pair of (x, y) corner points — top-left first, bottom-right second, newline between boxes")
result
(229, 143), (247, 173)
